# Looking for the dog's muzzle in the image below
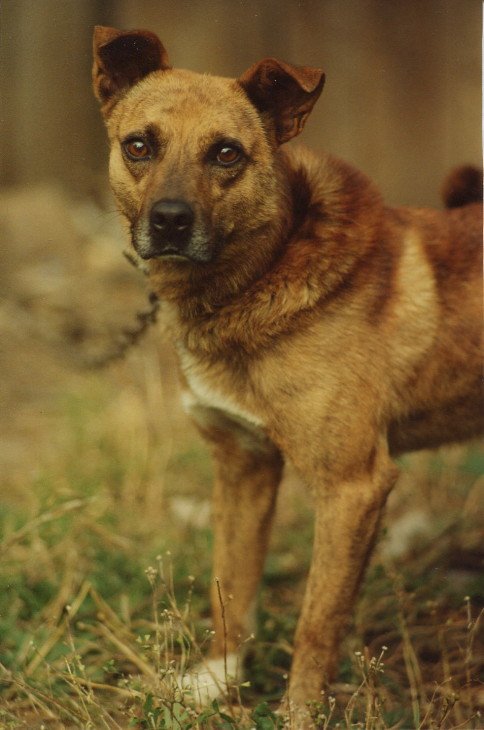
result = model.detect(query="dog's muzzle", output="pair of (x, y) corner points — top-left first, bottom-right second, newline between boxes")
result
(137, 198), (217, 263)
(145, 198), (195, 259)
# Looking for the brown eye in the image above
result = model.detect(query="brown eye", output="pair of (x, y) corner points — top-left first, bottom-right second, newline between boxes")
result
(216, 145), (241, 166)
(124, 139), (152, 160)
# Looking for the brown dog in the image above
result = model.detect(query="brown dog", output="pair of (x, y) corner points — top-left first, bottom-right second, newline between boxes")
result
(92, 26), (483, 721)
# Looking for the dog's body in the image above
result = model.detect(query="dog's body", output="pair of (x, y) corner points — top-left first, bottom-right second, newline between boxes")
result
(93, 26), (483, 720)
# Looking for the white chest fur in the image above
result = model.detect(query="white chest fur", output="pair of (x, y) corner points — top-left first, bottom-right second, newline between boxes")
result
(178, 349), (264, 429)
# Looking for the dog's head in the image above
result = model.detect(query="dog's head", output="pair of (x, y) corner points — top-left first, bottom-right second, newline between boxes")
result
(93, 27), (324, 267)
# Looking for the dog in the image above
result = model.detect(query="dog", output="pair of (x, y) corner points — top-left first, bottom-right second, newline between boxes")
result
(92, 25), (483, 722)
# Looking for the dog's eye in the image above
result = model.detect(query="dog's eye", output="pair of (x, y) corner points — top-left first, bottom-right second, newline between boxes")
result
(124, 139), (152, 160)
(215, 145), (241, 166)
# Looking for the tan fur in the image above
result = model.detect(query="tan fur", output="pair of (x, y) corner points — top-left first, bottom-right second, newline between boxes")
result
(93, 26), (483, 721)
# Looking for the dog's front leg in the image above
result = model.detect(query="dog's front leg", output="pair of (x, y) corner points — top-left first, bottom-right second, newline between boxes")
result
(287, 446), (398, 718)
(182, 413), (283, 702)
(208, 425), (283, 656)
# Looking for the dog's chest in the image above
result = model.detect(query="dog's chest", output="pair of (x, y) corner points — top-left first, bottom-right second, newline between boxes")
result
(178, 348), (264, 429)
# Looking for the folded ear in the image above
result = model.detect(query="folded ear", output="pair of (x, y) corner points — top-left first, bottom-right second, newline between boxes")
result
(93, 26), (170, 114)
(238, 58), (325, 145)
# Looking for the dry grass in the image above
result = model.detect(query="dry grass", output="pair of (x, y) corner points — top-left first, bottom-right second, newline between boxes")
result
(0, 184), (483, 729)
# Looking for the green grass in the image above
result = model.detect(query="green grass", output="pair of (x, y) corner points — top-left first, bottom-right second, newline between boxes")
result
(1, 350), (483, 729)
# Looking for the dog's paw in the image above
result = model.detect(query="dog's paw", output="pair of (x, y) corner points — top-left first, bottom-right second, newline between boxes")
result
(178, 653), (239, 705)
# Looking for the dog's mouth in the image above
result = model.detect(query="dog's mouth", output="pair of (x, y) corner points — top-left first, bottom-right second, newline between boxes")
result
(140, 246), (191, 262)
(136, 236), (217, 265)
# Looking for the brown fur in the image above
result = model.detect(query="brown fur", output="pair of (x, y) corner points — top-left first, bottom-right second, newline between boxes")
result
(93, 26), (483, 720)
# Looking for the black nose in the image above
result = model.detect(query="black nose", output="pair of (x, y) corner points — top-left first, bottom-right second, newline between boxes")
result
(149, 199), (194, 251)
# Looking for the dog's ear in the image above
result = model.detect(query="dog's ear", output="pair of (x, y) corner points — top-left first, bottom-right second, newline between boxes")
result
(238, 58), (324, 145)
(93, 26), (170, 114)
